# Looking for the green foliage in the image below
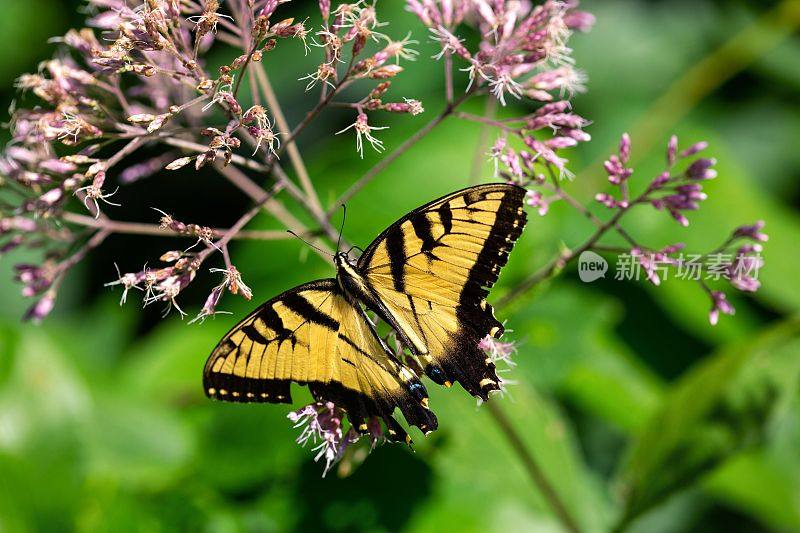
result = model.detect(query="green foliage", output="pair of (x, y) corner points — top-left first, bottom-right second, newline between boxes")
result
(1, 0), (799, 531)
(615, 318), (800, 529)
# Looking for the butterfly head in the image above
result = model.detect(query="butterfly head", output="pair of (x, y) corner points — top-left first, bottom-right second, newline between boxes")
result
(333, 251), (352, 269)
(334, 250), (370, 300)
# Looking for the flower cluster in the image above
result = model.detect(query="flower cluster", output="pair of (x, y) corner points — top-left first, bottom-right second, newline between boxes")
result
(0, 0), (425, 321)
(411, 0), (594, 181)
(478, 333), (518, 401)
(596, 134), (717, 226)
(413, 0), (593, 103)
(288, 401), (382, 477)
(590, 134), (768, 325)
(304, 3), (424, 157)
(104, 210), (255, 321)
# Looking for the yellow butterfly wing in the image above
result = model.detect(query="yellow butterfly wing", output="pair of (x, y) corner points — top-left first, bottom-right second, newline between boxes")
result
(357, 184), (527, 400)
(203, 279), (436, 441)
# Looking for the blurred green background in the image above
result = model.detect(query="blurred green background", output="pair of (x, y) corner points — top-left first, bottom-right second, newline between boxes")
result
(1, 0), (799, 531)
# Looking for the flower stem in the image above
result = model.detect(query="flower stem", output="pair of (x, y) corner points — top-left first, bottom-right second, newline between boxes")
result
(232, 42), (258, 98)
(61, 212), (291, 241)
(54, 227), (112, 277)
(163, 135), (340, 252)
(279, 75), (352, 152)
(469, 96), (497, 184)
(213, 163), (337, 261)
(498, 204), (631, 307)
(200, 182), (283, 257)
(253, 66), (324, 215)
(105, 137), (145, 170)
(456, 111), (517, 131)
(195, 183), (286, 265)
(485, 401), (581, 533)
(543, 164), (639, 247)
(444, 51), (454, 104)
(160, 136), (270, 173)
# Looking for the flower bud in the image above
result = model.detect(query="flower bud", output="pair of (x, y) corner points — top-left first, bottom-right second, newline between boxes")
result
(368, 65), (403, 79)
(679, 141), (708, 158)
(147, 113), (172, 133)
(685, 158), (717, 180)
(39, 188), (64, 207)
(166, 156), (194, 170)
(369, 82), (391, 100)
(160, 250), (183, 262)
(733, 221), (768, 242)
(127, 113), (157, 124)
(666, 135), (678, 166)
(619, 133), (631, 164)
(197, 79), (214, 93)
(24, 291), (56, 323)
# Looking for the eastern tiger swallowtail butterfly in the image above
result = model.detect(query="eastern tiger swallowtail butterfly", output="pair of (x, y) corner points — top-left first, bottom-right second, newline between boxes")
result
(203, 183), (527, 443)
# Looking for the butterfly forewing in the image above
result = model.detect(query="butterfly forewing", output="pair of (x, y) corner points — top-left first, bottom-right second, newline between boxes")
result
(203, 279), (436, 440)
(357, 184), (527, 400)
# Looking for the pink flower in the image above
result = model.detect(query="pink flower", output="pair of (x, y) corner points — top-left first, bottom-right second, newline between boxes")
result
(24, 291), (57, 323)
(733, 221), (768, 243)
(708, 291), (735, 326)
(526, 190), (550, 216)
(478, 335), (517, 367)
(336, 113), (389, 158)
(288, 402), (351, 477)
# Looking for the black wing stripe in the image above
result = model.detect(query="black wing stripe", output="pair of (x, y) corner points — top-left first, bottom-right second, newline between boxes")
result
(460, 188), (526, 305)
(386, 225), (406, 292)
(337, 332), (396, 376)
(439, 204), (453, 235)
(282, 292), (340, 331)
(337, 332), (372, 358)
(258, 304), (295, 344)
(241, 323), (268, 345)
(204, 279), (438, 439)
(407, 294), (427, 343)
(356, 184), (528, 401)
(410, 213), (438, 253)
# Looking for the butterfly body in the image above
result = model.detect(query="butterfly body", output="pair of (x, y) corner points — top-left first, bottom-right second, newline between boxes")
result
(333, 251), (377, 309)
(334, 251), (425, 360)
(204, 183), (527, 442)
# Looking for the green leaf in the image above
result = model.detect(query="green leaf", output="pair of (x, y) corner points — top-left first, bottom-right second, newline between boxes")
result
(79, 397), (194, 490)
(701, 336), (800, 530)
(505, 283), (665, 433)
(704, 451), (800, 531)
(0, 320), (20, 387)
(0, 0), (65, 85)
(563, 349), (664, 435)
(614, 317), (800, 527)
(408, 383), (614, 532)
(117, 319), (226, 403)
(0, 327), (91, 529)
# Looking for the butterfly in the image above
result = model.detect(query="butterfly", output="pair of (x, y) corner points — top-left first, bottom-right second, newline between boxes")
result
(203, 183), (527, 443)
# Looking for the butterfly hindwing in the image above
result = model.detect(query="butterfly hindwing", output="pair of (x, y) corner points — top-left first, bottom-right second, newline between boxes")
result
(203, 279), (437, 440)
(357, 184), (527, 400)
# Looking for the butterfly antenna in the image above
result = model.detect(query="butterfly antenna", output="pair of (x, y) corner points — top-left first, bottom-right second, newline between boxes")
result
(347, 245), (365, 256)
(287, 230), (332, 257)
(336, 204), (346, 254)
